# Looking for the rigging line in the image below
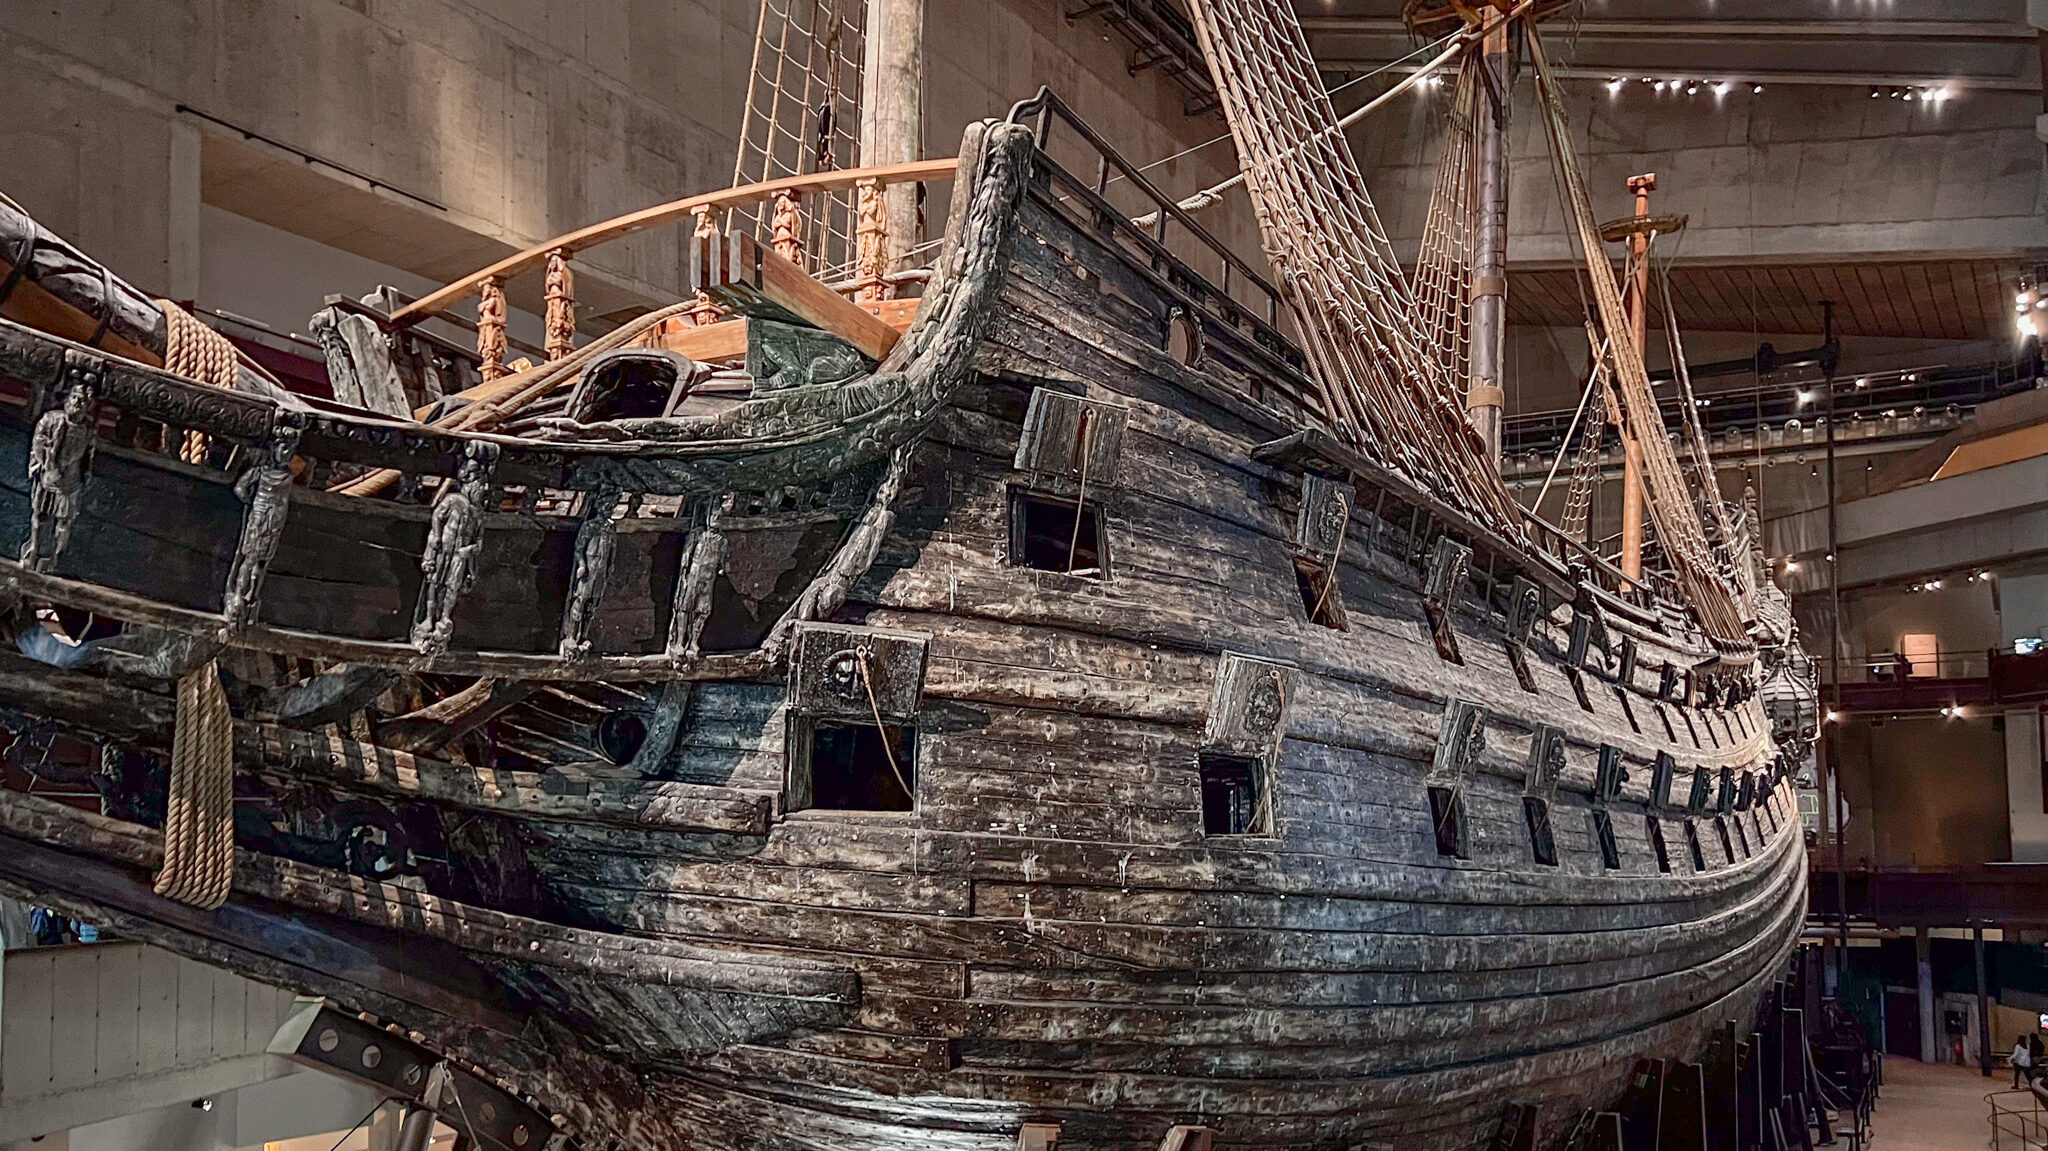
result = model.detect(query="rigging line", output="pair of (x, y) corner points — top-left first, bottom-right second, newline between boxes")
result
(1533, 329), (1609, 510)
(1065, 408), (1096, 572)
(1308, 489), (1352, 624)
(855, 646), (914, 801)
(1121, 25), (1466, 183)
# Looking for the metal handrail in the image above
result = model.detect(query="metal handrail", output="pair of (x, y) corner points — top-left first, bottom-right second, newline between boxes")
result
(1989, 1086), (2048, 1149)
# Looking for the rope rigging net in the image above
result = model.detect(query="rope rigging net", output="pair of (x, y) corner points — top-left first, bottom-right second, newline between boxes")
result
(1181, 0), (1525, 541)
(1524, 25), (1747, 643)
(733, 0), (867, 276)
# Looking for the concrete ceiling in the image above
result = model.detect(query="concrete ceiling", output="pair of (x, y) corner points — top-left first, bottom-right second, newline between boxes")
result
(1296, 2), (2043, 94)
(1507, 258), (2034, 341)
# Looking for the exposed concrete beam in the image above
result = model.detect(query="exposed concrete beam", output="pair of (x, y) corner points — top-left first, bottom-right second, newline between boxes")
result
(1301, 18), (2035, 41)
(1771, 450), (2048, 590)
(1310, 58), (2040, 92)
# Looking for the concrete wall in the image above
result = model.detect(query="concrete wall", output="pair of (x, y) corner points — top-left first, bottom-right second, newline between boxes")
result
(1837, 714), (2012, 868)
(0, 0), (1255, 325)
(1354, 75), (2048, 269)
(2010, 707), (2048, 864)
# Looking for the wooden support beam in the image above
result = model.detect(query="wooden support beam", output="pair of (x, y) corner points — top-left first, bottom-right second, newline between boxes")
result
(1159, 1127), (1215, 1151)
(1016, 1124), (1061, 1151)
(693, 230), (902, 363)
(381, 678), (537, 755)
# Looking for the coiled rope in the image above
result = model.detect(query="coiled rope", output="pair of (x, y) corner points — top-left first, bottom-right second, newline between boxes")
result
(151, 300), (245, 909)
(152, 659), (235, 910)
(155, 299), (240, 460)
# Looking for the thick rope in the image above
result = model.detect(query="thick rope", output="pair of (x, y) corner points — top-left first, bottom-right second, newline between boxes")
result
(152, 659), (235, 910)
(156, 300), (240, 463)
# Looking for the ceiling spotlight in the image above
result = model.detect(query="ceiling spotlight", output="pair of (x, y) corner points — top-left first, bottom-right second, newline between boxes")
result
(1607, 77), (1624, 93)
(1713, 81), (1731, 95)
(1752, 84), (1764, 93)
(1654, 81), (1667, 91)
(1854, 377), (1869, 387)
(1686, 83), (1699, 95)
(1870, 89), (1881, 99)
(1785, 560), (1800, 573)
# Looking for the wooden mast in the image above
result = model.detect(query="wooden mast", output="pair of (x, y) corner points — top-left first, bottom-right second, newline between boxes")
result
(1618, 171), (1655, 580)
(1466, 5), (1511, 466)
(860, 0), (925, 291)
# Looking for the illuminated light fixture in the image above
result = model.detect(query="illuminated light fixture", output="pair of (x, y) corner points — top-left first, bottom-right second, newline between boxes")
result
(1870, 89), (1881, 99)
(1854, 377), (1869, 387)
(1796, 389), (1814, 405)
(1713, 82), (1731, 95)
(1608, 77), (1624, 93)
(1752, 84), (1764, 93)
(1825, 710), (1840, 724)
(1686, 83), (1699, 95)
(1654, 81), (1667, 91)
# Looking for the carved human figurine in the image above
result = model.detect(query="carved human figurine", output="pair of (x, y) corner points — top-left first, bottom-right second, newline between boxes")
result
(23, 378), (97, 573)
(412, 443), (495, 657)
(221, 413), (305, 633)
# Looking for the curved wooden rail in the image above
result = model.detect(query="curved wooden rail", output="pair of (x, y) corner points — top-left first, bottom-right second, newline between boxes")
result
(390, 157), (960, 327)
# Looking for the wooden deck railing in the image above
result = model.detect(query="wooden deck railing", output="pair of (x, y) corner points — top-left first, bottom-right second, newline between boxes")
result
(389, 158), (959, 381)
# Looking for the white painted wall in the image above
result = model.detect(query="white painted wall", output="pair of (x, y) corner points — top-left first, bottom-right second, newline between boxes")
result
(198, 205), (544, 352)
(2009, 707), (2048, 863)
(2001, 573), (2048, 648)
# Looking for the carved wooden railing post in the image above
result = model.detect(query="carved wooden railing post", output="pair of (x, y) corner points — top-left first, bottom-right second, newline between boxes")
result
(476, 276), (508, 381)
(220, 409), (306, 635)
(543, 248), (575, 361)
(559, 486), (625, 663)
(854, 175), (889, 305)
(687, 205), (725, 327)
(22, 352), (101, 574)
(770, 190), (805, 267)
(411, 440), (498, 661)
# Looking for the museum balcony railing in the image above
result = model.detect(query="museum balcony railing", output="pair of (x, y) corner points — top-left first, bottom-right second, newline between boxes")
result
(1808, 865), (2048, 929)
(1502, 350), (2042, 462)
(1823, 647), (2048, 712)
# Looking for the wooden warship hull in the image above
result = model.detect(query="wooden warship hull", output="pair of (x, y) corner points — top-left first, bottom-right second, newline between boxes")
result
(0, 120), (1805, 1150)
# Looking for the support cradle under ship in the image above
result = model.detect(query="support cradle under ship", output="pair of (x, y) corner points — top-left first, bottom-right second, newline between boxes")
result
(0, 18), (1811, 1151)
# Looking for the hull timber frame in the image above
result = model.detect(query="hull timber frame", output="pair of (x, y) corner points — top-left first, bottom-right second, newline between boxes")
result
(0, 107), (1804, 1151)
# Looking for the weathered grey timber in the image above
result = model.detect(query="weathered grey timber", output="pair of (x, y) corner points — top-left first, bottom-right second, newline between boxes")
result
(0, 114), (1805, 1151)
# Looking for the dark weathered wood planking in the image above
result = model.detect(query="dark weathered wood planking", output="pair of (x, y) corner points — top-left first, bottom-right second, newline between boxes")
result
(0, 134), (1805, 1151)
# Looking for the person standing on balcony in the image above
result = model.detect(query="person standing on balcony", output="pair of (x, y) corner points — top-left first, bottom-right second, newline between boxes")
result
(2013, 1036), (2033, 1088)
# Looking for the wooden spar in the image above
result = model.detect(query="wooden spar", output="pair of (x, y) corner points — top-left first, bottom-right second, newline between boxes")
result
(1618, 172), (1655, 580)
(694, 230), (903, 362)
(388, 158), (958, 328)
(1466, 6), (1511, 466)
(860, 0), (926, 288)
